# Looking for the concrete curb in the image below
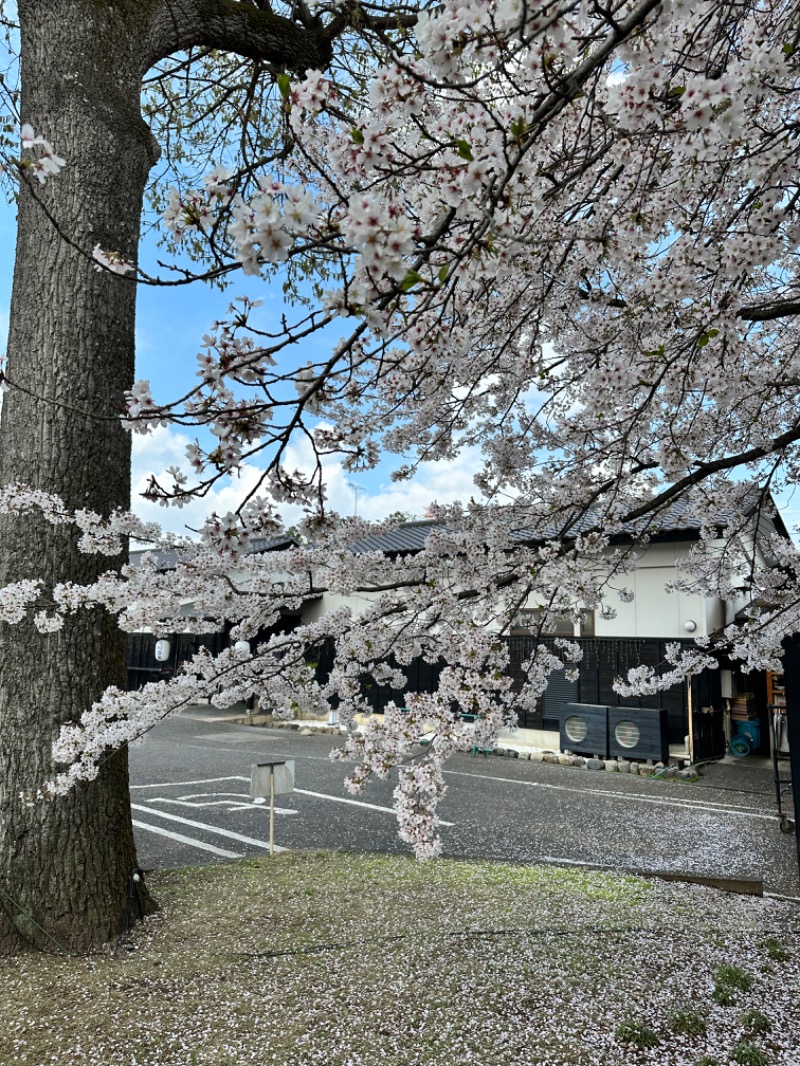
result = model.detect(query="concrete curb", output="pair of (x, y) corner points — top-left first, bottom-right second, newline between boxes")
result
(229, 713), (701, 782)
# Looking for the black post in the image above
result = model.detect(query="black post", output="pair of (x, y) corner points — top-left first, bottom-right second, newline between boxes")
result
(779, 636), (800, 873)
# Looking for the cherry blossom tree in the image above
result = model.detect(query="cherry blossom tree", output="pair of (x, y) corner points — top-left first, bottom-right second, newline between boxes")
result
(2, 0), (800, 950)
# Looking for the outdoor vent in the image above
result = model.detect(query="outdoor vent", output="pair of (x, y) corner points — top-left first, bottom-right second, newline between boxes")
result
(608, 707), (669, 762)
(560, 703), (609, 758)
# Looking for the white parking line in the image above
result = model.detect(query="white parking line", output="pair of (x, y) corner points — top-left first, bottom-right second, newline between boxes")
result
(442, 769), (775, 821)
(131, 776), (249, 789)
(540, 856), (598, 867)
(131, 803), (288, 852)
(133, 776), (441, 825)
(293, 787), (454, 827)
(132, 820), (242, 859)
(151, 796), (298, 814)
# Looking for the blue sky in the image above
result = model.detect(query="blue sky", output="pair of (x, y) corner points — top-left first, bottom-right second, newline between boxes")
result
(0, 187), (483, 536)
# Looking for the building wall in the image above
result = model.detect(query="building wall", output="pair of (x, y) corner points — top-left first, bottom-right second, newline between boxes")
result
(596, 542), (717, 640)
(305, 541), (721, 643)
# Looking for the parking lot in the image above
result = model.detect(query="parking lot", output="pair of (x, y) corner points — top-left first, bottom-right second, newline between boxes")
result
(129, 708), (800, 898)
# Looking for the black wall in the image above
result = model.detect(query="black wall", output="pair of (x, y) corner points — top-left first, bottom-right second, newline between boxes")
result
(132, 632), (693, 745)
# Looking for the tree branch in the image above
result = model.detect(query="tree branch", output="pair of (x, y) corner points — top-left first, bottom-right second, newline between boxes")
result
(145, 0), (334, 73)
(619, 423), (800, 525)
(739, 299), (800, 322)
(322, 1), (420, 42)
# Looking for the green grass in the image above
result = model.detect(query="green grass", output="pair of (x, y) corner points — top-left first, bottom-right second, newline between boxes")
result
(731, 1042), (770, 1066)
(712, 984), (737, 1006)
(714, 964), (754, 992)
(614, 1019), (660, 1049)
(740, 1009), (771, 1036)
(763, 937), (790, 962)
(712, 962), (754, 1005)
(669, 1006), (707, 1037)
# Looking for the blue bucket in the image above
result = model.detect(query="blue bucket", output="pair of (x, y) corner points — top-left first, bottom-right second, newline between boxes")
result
(729, 719), (761, 757)
(736, 719), (761, 748)
(729, 734), (752, 757)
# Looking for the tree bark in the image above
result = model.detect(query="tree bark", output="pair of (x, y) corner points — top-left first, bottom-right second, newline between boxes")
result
(144, 0), (334, 72)
(0, 0), (341, 954)
(0, 0), (158, 954)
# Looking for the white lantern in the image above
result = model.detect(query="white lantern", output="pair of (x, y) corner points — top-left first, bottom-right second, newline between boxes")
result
(234, 639), (251, 654)
(154, 639), (171, 662)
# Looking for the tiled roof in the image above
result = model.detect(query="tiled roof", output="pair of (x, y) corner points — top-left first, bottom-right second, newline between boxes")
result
(345, 519), (442, 555)
(345, 492), (779, 556)
(129, 547), (181, 571)
(128, 492), (784, 565)
(129, 534), (298, 572)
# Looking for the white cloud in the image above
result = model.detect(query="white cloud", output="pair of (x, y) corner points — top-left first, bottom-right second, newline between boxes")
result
(130, 424), (489, 536)
(131, 425), (348, 536)
(359, 449), (486, 520)
(131, 426), (273, 537)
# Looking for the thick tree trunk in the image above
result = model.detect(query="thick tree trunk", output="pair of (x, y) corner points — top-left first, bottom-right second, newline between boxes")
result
(0, 0), (157, 953)
(0, 0), (337, 954)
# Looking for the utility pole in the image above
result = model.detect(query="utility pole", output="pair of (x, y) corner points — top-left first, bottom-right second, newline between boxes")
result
(779, 636), (800, 873)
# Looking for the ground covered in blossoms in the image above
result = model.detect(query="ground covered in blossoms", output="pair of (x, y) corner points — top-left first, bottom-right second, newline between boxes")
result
(1, 852), (798, 1065)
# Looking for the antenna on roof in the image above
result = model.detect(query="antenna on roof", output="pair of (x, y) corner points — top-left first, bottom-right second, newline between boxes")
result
(347, 481), (361, 517)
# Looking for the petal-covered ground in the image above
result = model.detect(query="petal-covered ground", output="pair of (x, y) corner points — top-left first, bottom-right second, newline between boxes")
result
(2, 853), (798, 1065)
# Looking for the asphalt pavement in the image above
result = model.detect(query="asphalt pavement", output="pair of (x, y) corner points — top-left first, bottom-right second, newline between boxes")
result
(128, 706), (800, 899)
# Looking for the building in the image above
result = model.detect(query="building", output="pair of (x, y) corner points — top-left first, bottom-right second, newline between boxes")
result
(126, 496), (792, 767)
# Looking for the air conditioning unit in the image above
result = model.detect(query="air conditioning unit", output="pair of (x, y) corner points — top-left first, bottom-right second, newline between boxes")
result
(608, 707), (669, 762)
(560, 703), (608, 758)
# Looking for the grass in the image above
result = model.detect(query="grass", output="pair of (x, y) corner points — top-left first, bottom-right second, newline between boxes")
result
(714, 964), (754, 992)
(712, 962), (755, 1007)
(0, 851), (797, 1066)
(741, 1009), (772, 1036)
(731, 1043), (770, 1066)
(763, 937), (790, 962)
(614, 1019), (661, 1049)
(669, 1006), (708, 1037)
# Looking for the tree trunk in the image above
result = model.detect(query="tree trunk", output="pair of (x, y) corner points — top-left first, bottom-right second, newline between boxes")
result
(0, 0), (158, 953)
(0, 0), (337, 954)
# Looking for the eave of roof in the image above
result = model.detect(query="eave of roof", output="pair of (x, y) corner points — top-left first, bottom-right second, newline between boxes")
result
(344, 491), (788, 557)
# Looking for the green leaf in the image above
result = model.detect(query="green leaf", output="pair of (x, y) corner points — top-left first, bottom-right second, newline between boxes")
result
(707, 328), (719, 338)
(437, 265), (449, 285)
(669, 85), (686, 96)
(453, 138), (474, 161)
(400, 270), (424, 292)
(698, 333), (710, 347)
(351, 128), (365, 145)
(782, 43), (794, 56)
(277, 73), (291, 102)
(510, 119), (527, 141)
